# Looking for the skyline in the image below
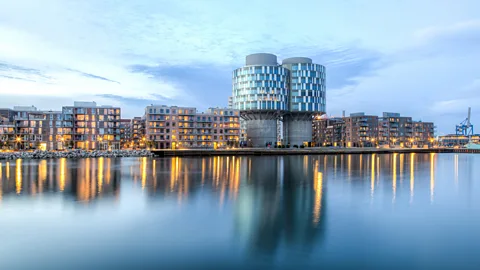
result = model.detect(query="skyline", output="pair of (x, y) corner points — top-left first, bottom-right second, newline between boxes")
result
(1, 0), (479, 134)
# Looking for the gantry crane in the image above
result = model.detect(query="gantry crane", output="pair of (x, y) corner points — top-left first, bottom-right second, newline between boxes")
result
(456, 107), (474, 136)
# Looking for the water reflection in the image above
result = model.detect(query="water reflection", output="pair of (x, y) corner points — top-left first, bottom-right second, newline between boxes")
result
(0, 153), (455, 265)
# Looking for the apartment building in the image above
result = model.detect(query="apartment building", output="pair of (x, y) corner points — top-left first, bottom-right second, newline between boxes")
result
(312, 116), (344, 146)
(130, 117), (146, 149)
(378, 112), (413, 147)
(145, 105), (240, 149)
(413, 121), (435, 146)
(0, 121), (15, 149)
(62, 102), (121, 150)
(119, 119), (131, 149)
(11, 106), (65, 151)
(312, 112), (434, 148)
(344, 113), (379, 147)
(0, 108), (15, 122)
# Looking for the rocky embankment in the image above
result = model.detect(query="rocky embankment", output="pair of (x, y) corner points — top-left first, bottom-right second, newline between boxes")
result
(0, 149), (153, 160)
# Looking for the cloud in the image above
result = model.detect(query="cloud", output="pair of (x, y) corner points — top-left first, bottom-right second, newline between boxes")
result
(1, 0), (480, 133)
(67, 69), (120, 84)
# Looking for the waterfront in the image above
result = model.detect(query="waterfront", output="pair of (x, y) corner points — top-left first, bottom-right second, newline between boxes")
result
(1, 154), (480, 269)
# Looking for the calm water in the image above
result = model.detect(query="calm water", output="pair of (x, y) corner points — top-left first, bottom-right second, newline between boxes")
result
(1, 154), (480, 269)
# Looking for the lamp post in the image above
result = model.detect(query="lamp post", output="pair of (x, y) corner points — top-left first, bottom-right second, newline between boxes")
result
(16, 137), (21, 151)
(60, 136), (65, 150)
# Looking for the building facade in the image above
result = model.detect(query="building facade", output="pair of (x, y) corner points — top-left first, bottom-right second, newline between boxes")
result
(312, 116), (344, 146)
(129, 117), (145, 149)
(145, 105), (240, 149)
(62, 102), (121, 150)
(413, 121), (435, 147)
(344, 113), (379, 147)
(232, 53), (326, 147)
(312, 112), (435, 148)
(378, 112), (413, 147)
(439, 134), (480, 147)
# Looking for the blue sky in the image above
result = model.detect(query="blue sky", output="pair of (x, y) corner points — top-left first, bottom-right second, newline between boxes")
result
(0, 0), (479, 134)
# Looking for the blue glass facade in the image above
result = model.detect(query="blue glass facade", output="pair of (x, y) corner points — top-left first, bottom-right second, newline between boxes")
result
(232, 65), (289, 111)
(283, 62), (326, 113)
(232, 55), (326, 114)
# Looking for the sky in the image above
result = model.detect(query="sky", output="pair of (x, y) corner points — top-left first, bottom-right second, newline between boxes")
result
(0, 0), (479, 134)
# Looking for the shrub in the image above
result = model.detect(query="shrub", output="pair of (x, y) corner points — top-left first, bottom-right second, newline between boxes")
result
(293, 145), (298, 148)
(300, 145), (305, 148)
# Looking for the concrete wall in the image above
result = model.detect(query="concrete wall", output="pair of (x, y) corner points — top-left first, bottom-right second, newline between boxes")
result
(245, 53), (278, 66)
(282, 57), (313, 64)
(285, 117), (313, 146)
(246, 119), (277, 147)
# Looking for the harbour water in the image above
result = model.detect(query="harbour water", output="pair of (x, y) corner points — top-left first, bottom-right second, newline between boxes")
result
(1, 154), (480, 269)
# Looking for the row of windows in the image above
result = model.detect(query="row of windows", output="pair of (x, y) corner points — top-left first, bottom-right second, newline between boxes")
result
(234, 74), (287, 82)
(290, 83), (326, 91)
(147, 109), (236, 116)
(235, 101), (288, 110)
(291, 103), (326, 112)
(234, 66), (288, 76)
(290, 97), (326, 103)
(290, 63), (325, 72)
(291, 90), (325, 98)
(62, 108), (120, 115)
(291, 77), (325, 84)
(234, 81), (287, 88)
(291, 70), (326, 78)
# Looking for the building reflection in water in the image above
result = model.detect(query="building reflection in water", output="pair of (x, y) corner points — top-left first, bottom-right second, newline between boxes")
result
(0, 158), (121, 203)
(0, 153), (443, 255)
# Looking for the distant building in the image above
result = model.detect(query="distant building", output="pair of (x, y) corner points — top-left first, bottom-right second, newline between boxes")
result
(378, 112), (413, 147)
(0, 108), (15, 122)
(11, 106), (64, 151)
(130, 117), (145, 149)
(344, 113), (378, 147)
(119, 119), (131, 149)
(439, 134), (480, 147)
(62, 101), (121, 150)
(313, 116), (344, 146)
(413, 121), (435, 147)
(145, 105), (240, 149)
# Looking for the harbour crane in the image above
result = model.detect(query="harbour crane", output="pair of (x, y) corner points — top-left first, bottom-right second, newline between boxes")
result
(456, 107), (474, 136)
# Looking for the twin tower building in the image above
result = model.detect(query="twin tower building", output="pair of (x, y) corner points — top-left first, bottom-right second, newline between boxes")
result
(232, 53), (326, 147)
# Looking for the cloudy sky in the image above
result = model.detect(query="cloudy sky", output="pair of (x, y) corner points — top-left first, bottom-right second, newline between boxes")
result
(0, 0), (479, 134)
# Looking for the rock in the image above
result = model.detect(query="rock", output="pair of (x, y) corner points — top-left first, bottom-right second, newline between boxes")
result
(0, 149), (153, 160)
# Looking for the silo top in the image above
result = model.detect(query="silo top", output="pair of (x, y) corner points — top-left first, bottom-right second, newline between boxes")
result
(282, 57), (313, 64)
(245, 53), (278, 66)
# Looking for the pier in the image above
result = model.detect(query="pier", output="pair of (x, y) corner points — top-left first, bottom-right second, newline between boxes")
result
(151, 147), (480, 157)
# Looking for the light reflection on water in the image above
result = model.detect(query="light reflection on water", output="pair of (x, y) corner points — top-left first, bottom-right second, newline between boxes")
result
(0, 154), (480, 269)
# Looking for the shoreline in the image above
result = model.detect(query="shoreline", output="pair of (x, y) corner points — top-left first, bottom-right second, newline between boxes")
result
(0, 149), (153, 160)
(151, 147), (480, 157)
(1, 147), (478, 160)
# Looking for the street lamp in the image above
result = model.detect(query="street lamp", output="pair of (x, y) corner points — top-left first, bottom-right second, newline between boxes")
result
(16, 137), (21, 151)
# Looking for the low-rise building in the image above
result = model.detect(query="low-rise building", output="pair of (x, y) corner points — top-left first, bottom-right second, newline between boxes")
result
(145, 105), (240, 149)
(439, 134), (480, 147)
(313, 116), (344, 146)
(62, 101), (121, 150)
(413, 121), (435, 147)
(344, 113), (378, 147)
(130, 117), (145, 149)
(12, 106), (65, 151)
(378, 112), (413, 147)
(119, 119), (131, 149)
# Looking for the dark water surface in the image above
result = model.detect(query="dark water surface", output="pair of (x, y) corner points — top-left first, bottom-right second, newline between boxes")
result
(1, 154), (480, 269)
